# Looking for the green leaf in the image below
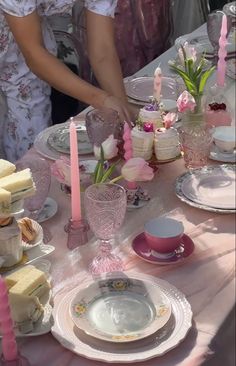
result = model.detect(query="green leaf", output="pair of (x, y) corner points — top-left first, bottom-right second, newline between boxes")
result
(199, 66), (215, 93)
(95, 161), (104, 183)
(100, 164), (116, 183)
(100, 145), (105, 163)
(93, 160), (100, 184)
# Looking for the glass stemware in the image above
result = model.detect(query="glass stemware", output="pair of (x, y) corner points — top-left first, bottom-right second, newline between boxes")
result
(84, 183), (127, 275)
(85, 107), (122, 148)
(207, 11), (232, 65)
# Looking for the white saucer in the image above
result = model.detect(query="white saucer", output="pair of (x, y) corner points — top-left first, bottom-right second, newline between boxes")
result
(209, 145), (236, 163)
(37, 197), (58, 223)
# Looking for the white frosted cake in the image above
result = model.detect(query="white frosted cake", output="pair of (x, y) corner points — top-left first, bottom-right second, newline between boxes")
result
(154, 127), (181, 161)
(0, 217), (23, 267)
(131, 126), (154, 161)
(138, 102), (163, 130)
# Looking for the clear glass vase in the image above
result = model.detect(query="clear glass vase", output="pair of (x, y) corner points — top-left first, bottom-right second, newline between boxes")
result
(178, 112), (213, 169)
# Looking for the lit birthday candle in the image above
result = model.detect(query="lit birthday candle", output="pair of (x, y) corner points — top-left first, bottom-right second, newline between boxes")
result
(217, 14), (228, 87)
(153, 67), (162, 102)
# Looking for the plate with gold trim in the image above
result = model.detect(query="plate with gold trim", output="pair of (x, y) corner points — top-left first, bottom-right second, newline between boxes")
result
(69, 277), (171, 343)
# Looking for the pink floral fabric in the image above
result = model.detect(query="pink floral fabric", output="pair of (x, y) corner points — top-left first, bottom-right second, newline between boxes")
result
(0, 0), (117, 161)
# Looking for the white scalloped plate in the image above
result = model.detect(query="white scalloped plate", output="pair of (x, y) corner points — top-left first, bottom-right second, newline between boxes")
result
(51, 271), (192, 363)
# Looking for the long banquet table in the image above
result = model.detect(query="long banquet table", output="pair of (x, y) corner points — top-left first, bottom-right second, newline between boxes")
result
(1, 24), (235, 366)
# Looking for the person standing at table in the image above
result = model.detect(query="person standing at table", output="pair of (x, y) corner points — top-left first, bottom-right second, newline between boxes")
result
(0, 0), (130, 162)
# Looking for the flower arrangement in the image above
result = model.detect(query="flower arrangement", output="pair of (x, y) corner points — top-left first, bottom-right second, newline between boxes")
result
(170, 42), (215, 113)
(93, 140), (154, 184)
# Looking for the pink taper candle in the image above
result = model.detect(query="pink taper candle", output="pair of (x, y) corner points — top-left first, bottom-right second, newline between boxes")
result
(0, 275), (18, 361)
(217, 14), (228, 87)
(123, 122), (136, 189)
(153, 67), (162, 102)
(69, 118), (81, 221)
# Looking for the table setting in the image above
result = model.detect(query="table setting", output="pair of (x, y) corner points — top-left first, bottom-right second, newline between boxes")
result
(0, 8), (235, 366)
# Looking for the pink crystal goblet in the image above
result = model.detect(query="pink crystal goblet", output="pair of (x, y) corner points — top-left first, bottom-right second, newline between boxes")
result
(84, 183), (127, 275)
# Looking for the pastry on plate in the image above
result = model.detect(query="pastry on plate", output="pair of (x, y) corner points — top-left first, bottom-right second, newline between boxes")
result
(18, 217), (36, 243)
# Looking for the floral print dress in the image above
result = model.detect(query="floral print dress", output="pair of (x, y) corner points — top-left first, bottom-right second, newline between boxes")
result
(0, 0), (117, 162)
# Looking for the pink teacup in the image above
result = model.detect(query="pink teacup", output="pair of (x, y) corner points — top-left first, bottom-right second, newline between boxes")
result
(144, 217), (184, 254)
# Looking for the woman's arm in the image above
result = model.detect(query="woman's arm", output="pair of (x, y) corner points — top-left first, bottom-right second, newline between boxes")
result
(4, 10), (131, 122)
(85, 10), (127, 103)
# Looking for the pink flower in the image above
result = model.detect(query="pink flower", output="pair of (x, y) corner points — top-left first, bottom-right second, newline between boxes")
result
(121, 158), (154, 182)
(93, 135), (118, 160)
(178, 42), (197, 66)
(51, 157), (71, 186)
(163, 112), (177, 129)
(143, 122), (154, 132)
(177, 91), (196, 113)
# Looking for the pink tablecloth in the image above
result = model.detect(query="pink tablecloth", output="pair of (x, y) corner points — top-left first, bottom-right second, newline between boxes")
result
(5, 156), (234, 366)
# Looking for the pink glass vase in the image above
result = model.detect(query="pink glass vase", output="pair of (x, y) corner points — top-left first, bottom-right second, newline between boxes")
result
(178, 113), (213, 169)
(84, 183), (127, 275)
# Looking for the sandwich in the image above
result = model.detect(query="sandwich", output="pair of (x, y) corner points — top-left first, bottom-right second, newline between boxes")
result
(0, 159), (16, 178)
(5, 265), (51, 333)
(0, 187), (11, 213)
(0, 168), (36, 202)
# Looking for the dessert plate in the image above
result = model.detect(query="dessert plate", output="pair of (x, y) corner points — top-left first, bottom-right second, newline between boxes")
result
(180, 166), (235, 209)
(69, 277), (171, 343)
(34, 117), (89, 161)
(52, 272), (192, 363)
(124, 76), (177, 105)
(36, 197), (58, 223)
(209, 145), (236, 163)
(47, 124), (93, 155)
(132, 233), (194, 265)
(1, 259), (53, 337)
(0, 244), (55, 274)
(175, 165), (236, 213)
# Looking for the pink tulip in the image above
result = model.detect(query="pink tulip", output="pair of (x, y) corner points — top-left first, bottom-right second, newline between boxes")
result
(51, 156), (71, 186)
(177, 91), (196, 113)
(121, 158), (154, 182)
(163, 112), (177, 129)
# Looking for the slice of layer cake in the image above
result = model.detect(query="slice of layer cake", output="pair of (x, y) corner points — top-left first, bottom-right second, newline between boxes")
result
(0, 159), (16, 178)
(0, 187), (11, 213)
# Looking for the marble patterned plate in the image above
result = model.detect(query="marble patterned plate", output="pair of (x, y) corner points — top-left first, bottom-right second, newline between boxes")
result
(132, 233), (194, 265)
(69, 277), (171, 343)
(51, 271), (192, 363)
(175, 165), (236, 213)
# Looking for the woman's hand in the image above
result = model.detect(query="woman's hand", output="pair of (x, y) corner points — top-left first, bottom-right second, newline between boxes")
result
(102, 95), (134, 127)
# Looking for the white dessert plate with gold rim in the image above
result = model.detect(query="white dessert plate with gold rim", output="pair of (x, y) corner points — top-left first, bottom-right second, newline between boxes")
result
(124, 76), (177, 105)
(51, 272), (192, 363)
(175, 165), (236, 213)
(69, 277), (171, 343)
(1, 259), (53, 337)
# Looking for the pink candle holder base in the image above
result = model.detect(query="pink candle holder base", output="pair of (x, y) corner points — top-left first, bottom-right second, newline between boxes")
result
(0, 354), (31, 366)
(126, 185), (150, 210)
(64, 218), (89, 250)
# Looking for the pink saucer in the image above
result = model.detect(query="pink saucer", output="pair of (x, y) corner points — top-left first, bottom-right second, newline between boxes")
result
(132, 233), (194, 265)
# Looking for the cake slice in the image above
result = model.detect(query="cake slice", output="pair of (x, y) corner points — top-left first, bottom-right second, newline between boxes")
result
(0, 159), (16, 178)
(5, 265), (35, 289)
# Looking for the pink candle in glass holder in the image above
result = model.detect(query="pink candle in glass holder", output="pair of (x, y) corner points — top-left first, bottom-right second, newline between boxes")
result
(123, 122), (137, 190)
(0, 275), (18, 361)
